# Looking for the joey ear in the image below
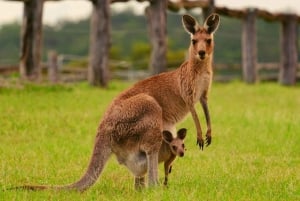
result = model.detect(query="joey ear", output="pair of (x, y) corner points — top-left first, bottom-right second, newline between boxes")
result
(182, 14), (198, 35)
(177, 128), (187, 140)
(162, 130), (173, 143)
(204, 13), (220, 34)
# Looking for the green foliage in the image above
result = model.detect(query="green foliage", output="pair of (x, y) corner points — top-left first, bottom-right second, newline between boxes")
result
(43, 19), (90, 60)
(214, 16), (242, 63)
(0, 22), (21, 64)
(0, 81), (299, 200)
(130, 42), (150, 70)
(130, 42), (150, 60)
(66, 59), (88, 68)
(256, 19), (280, 62)
(1, 10), (297, 68)
(109, 46), (122, 60)
(167, 49), (186, 68)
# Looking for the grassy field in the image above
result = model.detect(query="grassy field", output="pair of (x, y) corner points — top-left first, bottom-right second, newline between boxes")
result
(0, 81), (299, 201)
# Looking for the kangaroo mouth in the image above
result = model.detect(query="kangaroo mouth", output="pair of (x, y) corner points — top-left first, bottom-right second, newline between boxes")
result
(196, 54), (206, 60)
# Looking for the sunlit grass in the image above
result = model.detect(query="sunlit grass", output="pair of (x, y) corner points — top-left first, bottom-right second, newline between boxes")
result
(0, 81), (299, 200)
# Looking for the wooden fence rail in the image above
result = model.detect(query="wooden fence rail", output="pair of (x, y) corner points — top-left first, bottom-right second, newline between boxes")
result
(1, 62), (300, 83)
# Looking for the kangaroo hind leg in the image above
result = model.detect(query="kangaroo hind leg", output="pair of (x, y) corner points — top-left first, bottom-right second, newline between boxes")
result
(128, 94), (163, 187)
(112, 94), (163, 187)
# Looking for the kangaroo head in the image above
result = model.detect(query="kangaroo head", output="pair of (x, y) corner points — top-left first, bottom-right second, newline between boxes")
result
(182, 13), (220, 61)
(162, 128), (187, 157)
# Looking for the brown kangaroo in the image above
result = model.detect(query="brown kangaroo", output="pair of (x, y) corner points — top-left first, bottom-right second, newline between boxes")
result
(13, 13), (220, 192)
(160, 128), (186, 186)
(132, 128), (187, 189)
(15, 129), (186, 191)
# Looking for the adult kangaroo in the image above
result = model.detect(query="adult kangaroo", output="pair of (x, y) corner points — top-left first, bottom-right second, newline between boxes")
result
(14, 13), (220, 192)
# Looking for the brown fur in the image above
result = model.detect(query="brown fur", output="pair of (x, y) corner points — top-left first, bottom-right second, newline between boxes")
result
(130, 128), (187, 189)
(12, 14), (220, 192)
(160, 128), (187, 186)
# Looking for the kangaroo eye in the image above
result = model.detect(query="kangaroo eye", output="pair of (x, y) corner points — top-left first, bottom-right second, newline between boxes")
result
(191, 39), (197, 45)
(172, 146), (177, 151)
(206, 39), (212, 45)
(182, 144), (185, 148)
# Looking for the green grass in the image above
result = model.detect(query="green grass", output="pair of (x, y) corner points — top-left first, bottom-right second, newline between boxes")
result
(0, 81), (299, 201)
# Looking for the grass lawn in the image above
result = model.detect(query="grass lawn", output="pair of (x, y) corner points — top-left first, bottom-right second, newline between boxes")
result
(0, 81), (299, 201)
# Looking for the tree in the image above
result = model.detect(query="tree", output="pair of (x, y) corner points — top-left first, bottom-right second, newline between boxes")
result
(88, 0), (110, 87)
(20, 0), (44, 81)
(146, 0), (167, 75)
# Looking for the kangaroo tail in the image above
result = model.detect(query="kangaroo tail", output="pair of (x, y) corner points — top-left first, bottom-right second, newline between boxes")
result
(9, 132), (112, 192)
(7, 185), (49, 191)
(65, 133), (112, 191)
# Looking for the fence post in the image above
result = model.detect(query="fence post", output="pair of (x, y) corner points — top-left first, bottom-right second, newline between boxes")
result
(279, 14), (298, 85)
(146, 0), (167, 75)
(88, 0), (110, 87)
(48, 51), (59, 83)
(203, 0), (215, 20)
(20, 0), (44, 81)
(242, 8), (257, 83)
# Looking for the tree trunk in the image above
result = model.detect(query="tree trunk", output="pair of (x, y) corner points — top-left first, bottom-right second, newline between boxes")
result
(242, 9), (257, 83)
(279, 14), (298, 85)
(146, 0), (167, 75)
(89, 0), (110, 87)
(20, 0), (44, 81)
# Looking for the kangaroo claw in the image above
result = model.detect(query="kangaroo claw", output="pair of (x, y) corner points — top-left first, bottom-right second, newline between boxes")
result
(196, 138), (204, 150)
(205, 134), (212, 147)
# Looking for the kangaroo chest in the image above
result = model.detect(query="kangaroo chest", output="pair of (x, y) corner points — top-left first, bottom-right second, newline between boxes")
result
(186, 71), (212, 105)
(195, 72), (212, 101)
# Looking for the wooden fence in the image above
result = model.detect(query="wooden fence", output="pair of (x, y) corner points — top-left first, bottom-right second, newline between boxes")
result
(1, 61), (300, 83)
(3, 0), (300, 86)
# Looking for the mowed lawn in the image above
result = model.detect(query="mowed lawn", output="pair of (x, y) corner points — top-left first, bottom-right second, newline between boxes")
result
(0, 81), (299, 201)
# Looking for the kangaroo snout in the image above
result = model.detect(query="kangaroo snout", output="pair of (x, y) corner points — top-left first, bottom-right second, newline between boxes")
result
(198, 50), (206, 59)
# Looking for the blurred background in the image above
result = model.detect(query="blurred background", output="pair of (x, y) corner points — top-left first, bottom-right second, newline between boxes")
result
(0, 0), (299, 85)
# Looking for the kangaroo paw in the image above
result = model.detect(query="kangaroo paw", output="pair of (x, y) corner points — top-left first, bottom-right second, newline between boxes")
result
(206, 134), (212, 146)
(196, 137), (204, 150)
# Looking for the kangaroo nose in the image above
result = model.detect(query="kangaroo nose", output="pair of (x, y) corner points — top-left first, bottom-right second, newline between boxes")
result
(179, 152), (184, 157)
(198, 50), (206, 58)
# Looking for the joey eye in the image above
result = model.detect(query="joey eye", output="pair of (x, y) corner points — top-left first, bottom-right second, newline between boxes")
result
(172, 145), (177, 151)
(191, 39), (197, 45)
(206, 39), (212, 45)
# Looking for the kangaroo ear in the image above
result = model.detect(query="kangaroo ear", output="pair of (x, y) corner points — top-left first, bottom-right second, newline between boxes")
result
(162, 130), (173, 143)
(182, 14), (199, 35)
(204, 13), (220, 34)
(177, 128), (187, 140)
